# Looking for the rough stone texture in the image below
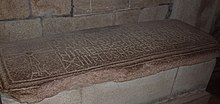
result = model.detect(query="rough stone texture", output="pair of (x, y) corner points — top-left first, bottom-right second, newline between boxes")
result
(0, 19), (42, 43)
(73, 0), (91, 15)
(0, 0), (30, 20)
(91, 0), (129, 13)
(172, 59), (216, 95)
(0, 20), (219, 103)
(171, 0), (219, 33)
(82, 68), (177, 104)
(43, 13), (113, 35)
(139, 5), (169, 22)
(130, 0), (170, 8)
(114, 9), (140, 25)
(36, 89), (81, 104)
(31, 0), (72, 17)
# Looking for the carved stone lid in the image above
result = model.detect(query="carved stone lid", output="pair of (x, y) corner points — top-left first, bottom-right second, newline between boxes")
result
(0, 19), (219, 103)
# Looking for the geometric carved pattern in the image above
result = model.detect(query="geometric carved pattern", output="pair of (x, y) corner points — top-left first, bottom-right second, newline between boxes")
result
(0, 20), (219, 90)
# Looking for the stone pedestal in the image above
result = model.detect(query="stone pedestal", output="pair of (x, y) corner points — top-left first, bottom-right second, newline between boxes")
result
(0, 59), (216, 104)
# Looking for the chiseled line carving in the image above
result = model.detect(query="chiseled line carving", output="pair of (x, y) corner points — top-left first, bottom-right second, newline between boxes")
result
(0, 20), (216, 86)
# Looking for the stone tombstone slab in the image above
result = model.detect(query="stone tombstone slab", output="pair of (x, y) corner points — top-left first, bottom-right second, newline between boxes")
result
(0, 20), (219, 103)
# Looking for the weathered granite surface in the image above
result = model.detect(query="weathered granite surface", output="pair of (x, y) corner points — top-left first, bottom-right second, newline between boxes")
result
(0, 20), (219, 103)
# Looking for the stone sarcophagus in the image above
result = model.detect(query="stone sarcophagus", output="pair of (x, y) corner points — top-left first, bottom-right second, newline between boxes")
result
(0, 20), (219, 104)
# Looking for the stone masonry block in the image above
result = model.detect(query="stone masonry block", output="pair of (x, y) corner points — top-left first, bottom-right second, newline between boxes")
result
(0, 0), (30, 20)
(43, 13), (113, 35)
(162, 91), (210, 104)
(114, 9), (141, 25)
(1, 94), (23, 104)
(171, 0), (218, 33)
(1, 89), (80, 104)
(36, 89), (81, 104)
(82, 68), (177, 104)
(129, 0), (170, 9)
(139, 5), (169, 22)
(73, 0), (91, 15)
(171, 0), (202, 26)
(91, 0), (129, 13)
(0, 19), (42, 43)
(172, 59), (216, 95)
(31, 0), (72, 17)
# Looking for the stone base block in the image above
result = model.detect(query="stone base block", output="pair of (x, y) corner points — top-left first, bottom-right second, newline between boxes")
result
(81, 68), (177, 104)
(172, 59), (216, 95)
(159, 90), (211, 104)
(0, 59), (216, 104)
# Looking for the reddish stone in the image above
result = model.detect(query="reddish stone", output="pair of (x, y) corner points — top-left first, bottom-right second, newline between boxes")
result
(0, 20), (219, 103)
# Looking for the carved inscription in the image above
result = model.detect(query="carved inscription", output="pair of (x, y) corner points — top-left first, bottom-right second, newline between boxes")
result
(1, 20), (215, 84)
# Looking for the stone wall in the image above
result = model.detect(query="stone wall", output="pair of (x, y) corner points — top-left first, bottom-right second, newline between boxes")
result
(0, 0), (218, 43)
(171, 0), (219, 33)
(212, 1), (220, 41)
(215, 2), (220, 32)
(0, 0), (170, 43)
